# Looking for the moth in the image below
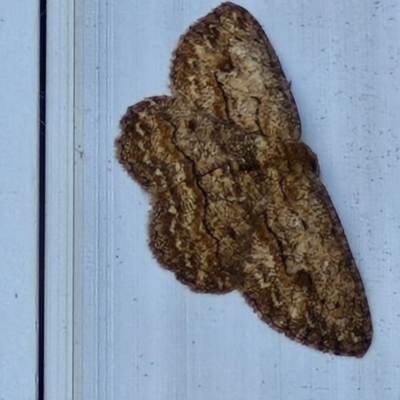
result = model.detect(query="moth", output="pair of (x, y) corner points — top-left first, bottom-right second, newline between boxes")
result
(115, 2), (372, 357)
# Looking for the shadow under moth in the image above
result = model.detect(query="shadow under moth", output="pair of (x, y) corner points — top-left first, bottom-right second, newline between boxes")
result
(115, 2), (372, 357)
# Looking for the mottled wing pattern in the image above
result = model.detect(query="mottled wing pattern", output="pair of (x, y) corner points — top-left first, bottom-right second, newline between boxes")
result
(239, 141), (372, 356)
(171, 2), (300, 140)
(117, 96), (238, 293)
(116, 2), (372, 357)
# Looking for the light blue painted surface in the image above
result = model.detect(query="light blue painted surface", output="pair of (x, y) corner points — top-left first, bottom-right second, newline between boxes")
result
(0, 1), (39, 399)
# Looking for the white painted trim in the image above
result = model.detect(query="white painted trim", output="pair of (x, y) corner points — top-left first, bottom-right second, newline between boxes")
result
(44, 1), (75, 398)
(72, 0), (116, 397)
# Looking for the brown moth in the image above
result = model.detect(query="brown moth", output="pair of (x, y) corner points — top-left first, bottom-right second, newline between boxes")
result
(115, 2), (372, 357)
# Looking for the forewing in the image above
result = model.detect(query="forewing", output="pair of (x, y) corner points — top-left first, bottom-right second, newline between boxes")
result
(170, 2), (300, 140)
(240, 142), (372, 357)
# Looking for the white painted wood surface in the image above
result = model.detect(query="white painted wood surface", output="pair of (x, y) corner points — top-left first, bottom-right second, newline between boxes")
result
(0, 1), (39, 399)
(49, 0), (400, 398)
(44, 1), (75, 398)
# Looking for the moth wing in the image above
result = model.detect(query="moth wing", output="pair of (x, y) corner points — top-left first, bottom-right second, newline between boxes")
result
(117, 95), (240, 293)
(116, 96), (196, 194)
(240, 143), (372, 357)
(149, 182), (241, 294)
(170, 2), (300, 140)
